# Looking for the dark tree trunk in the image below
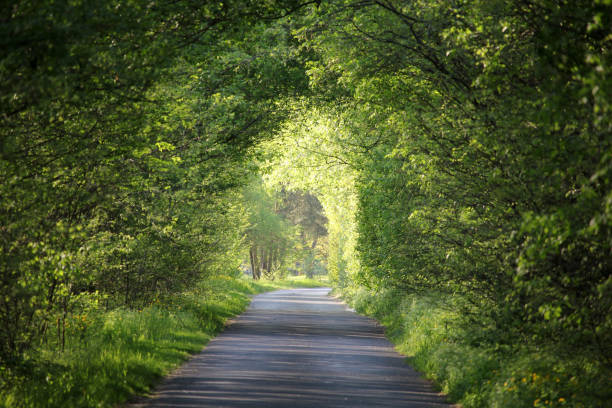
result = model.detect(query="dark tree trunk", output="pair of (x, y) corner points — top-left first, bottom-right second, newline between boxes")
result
(250, 246), (261, 280)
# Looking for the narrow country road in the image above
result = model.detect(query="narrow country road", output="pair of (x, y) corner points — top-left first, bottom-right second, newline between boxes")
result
(131, 288), (451, 407)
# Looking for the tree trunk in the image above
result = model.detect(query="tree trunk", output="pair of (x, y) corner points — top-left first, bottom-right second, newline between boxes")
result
(250, 246), (260, 280)
(311, 233), (318, 249)
(270, 247), (278, 272)
(264, 249), (271, 274)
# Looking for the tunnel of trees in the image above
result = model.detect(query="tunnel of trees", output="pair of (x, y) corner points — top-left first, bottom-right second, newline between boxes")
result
(1, 1), (610, 407)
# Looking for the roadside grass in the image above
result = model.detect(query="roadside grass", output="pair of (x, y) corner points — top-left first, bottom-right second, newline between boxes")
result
(0, 275), (326, 408)
(339, 286), (610, 408)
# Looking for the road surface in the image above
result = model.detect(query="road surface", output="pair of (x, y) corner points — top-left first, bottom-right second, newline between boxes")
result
(131, 287), (451, 407)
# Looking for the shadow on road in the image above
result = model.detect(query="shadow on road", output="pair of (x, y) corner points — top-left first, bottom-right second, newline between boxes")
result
(130, 288), (451, 408)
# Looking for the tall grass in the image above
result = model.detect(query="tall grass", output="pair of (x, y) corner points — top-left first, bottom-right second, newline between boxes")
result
(339, 286), (610, 408)
(0, 275), (326, 408)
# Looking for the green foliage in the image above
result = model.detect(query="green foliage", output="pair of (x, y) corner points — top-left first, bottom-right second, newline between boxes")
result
(3, 0), (611, 405)
(276, 189), (329, 277)
(260, 103), (361, 287)
(292, 0), (611, 373)
(0, 0), (310, 369)
(242, 176), (330, 279)
(340, 286), (611, 408)
(243, 178), (299, 279)
(0, 276), (326, 407)
(258, 0), (612, 404)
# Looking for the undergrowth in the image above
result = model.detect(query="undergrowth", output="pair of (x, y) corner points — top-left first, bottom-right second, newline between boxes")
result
(0, 275), (325, 408)
(338, 286), (611, 408)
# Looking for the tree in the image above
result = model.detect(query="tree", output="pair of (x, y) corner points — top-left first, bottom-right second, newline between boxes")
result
(0, 0), (312, 369)
(294, 0), (612, 362)
(243, 178), (298, 279)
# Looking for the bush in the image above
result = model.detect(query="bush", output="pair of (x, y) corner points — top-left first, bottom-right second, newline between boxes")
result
(338, 286), (612, 408)
(0, 275), (325, 407)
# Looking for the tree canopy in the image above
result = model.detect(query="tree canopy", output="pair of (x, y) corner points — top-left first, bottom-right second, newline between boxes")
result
(1, 0), (611, 406)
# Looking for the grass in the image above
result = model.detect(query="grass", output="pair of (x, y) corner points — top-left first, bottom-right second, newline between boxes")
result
(0, 275), (326, 408)
(338, 286), (611, 408)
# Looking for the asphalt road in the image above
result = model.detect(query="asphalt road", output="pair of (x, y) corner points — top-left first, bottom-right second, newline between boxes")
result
(131, 287), (451, 407)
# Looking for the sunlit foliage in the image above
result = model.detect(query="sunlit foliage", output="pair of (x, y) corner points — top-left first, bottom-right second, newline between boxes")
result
(1, 0), (611, 406)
